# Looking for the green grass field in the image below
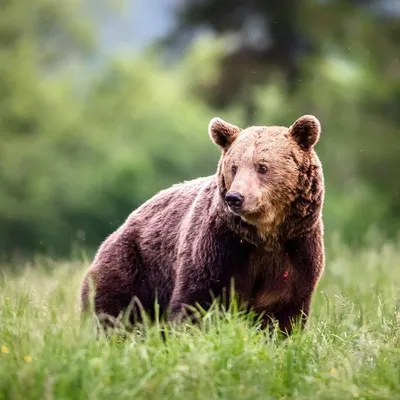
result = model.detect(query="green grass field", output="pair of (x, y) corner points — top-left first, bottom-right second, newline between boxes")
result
(1, 237), (400, 400)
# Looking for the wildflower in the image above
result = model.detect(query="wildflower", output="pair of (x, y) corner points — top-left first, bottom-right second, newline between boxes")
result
(330, 368), (337, 375)
(24, 355), (32, 363)
(1, 346), (9, 354)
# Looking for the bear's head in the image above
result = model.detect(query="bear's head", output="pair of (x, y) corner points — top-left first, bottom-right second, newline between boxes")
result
(209, 115), (324, 238)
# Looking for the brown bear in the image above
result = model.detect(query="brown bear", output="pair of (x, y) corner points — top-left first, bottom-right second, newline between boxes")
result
(81, 114), (325, 334)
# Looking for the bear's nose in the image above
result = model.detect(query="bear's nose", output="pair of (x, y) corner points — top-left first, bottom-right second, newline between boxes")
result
(225, 192), (244, 208)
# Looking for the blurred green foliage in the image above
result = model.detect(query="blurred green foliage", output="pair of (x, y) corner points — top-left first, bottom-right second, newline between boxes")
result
(0, 0), (399, 258)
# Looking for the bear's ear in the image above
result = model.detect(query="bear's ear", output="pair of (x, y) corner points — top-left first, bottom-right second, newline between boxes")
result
(208, 117), (241, 150)
(289, 115), (321, 150)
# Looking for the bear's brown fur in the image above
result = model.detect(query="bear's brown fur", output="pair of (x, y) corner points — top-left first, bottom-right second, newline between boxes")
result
(81, 114), (325, 334)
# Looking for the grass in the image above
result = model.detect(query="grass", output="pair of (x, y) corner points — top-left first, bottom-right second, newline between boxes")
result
(1, 236), (400, 399)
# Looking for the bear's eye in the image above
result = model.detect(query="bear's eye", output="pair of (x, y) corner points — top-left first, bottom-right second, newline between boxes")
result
(231, 165), (238, 175)
(257, 164), (268, 174)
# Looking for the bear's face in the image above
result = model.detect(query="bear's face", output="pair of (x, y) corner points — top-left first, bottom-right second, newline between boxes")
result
(209, 115), (321, 234)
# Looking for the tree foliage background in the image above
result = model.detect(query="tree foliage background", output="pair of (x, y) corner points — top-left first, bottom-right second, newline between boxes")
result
(0, 0), (399, 259)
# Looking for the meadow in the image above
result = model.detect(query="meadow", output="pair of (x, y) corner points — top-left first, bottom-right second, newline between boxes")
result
(1, 1), (400, 399)
(1, 236), (400, 400)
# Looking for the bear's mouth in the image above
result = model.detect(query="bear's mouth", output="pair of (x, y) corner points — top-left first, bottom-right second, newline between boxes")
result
(226, 203), (243, 216)
(227, 203), (265, 223)
(228, 206), (254, 226)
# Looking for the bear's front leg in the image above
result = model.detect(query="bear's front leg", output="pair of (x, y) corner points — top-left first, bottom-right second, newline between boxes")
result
(168, 266), (220, 323)
(274, 297), (312, 335)
(278, 225), (324, 334)
(168, 288), (213, 324)
(256, 296), (310, 335)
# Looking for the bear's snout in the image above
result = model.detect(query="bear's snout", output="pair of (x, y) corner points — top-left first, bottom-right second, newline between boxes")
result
(225, 192), (244, 210)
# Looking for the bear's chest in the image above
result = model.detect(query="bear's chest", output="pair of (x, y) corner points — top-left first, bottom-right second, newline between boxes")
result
(230, 250), (295, 312)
